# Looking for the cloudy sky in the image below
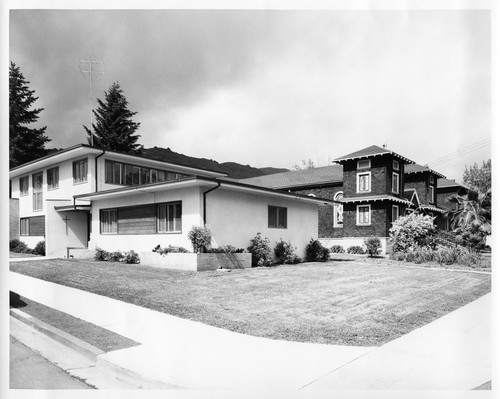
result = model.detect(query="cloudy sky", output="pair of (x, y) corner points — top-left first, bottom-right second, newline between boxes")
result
(8, 7), (491, 181)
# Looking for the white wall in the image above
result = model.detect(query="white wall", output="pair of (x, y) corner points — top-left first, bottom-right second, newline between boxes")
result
(207, 187), (319, 259)
(89, 186), (204, 253)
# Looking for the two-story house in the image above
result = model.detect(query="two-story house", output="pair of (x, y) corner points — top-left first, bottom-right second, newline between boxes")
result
(9, 144), (332, 258)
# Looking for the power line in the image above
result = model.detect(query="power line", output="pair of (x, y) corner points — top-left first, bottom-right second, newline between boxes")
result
(80, 58), (104, 146)
(427, 138), (491, 168)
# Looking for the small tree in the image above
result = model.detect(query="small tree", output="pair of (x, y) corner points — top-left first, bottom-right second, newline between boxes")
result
(274, 239), (301, 264)
(84, 82), (143, 154)
(364, 238), (381, 257)
(247, 233), (273, 266)
(188, 226), (212, 253)
(389, 212), (437, 253)
(463, 160), (491, 194)
(305, 238), (330, 262)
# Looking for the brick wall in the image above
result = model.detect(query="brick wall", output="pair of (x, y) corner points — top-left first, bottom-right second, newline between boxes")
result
(10, 198), (19, 240)
(342, 201), (392, 237)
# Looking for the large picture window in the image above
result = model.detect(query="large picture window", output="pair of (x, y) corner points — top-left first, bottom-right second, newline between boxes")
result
(100, 209), (118, 234)
(32, 172), (43, 211)
(73, 159), (88, 184)
(333, 192), (343, 227)
(356, 204), (371, 225)
(47, 167), (59, 190)
(20, 176), (29, 196)
(105, 160), (188, 187)
(268, 206), (287, 228)
(357, 172), (371, 193)
(157, 202), (182, 233)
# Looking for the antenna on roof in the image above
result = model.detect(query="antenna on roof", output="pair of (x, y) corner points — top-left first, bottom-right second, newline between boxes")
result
(382, 141), (387, 149)
(80, 58), (104, 147)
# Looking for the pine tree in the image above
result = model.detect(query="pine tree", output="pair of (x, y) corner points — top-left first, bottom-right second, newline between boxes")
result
(9, 61), (51, 168)
(84, 82), (143, 154)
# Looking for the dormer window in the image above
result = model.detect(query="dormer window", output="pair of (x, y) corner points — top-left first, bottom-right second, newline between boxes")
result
(357, 159), (371, 170)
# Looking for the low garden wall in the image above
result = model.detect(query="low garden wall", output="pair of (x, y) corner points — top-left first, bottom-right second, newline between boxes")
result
(140, 252), (252, 271)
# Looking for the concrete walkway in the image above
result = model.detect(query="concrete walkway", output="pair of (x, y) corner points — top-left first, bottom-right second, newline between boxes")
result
(9, 271), (491, 390)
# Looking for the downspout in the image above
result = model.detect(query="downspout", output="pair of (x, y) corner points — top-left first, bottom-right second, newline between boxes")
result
(94, 149), (106, 192)
(203, 182), (221, 225)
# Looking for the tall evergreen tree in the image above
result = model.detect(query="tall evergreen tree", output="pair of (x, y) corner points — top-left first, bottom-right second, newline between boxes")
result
(84, 82), (143, 154)
(9, 61), (51, 168)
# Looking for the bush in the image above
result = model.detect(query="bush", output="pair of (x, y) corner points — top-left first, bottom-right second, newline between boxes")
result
(274, 239), (301, 264)
(390, 247), (483, 267)
(108, 251), (125, 262)
(10, 239), (30, 253)
(153, 244), (189, 254)
(10, 238), (22, 251)
(347, 245), (365, 254)
(207, 245), (246, 253)
(305, 238), (330, 262)
(188, 226), (212, 253)
(389, 212), (436, 253)
(247, 233), (273, 267)
(453, 225), (487, 251)
(32, 241), (46, 256)
(364, 238), (381, 257)
(124, 250), (140, 264)
(94, 247), (110, 261)
(330, 245), (345, 254)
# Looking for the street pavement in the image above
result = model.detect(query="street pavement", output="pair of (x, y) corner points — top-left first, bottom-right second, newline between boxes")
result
(9, 270), (492, 390)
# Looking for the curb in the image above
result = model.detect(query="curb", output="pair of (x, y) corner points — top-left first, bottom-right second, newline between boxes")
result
(10, 308), (105, 362)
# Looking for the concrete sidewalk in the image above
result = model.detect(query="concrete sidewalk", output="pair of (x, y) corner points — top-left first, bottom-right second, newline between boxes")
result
(9, 271), (491, 390)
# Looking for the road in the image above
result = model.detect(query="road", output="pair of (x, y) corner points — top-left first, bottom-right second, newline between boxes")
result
(10, 335), (94, 389)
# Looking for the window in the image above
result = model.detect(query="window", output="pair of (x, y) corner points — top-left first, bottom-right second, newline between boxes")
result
(32, 172), (43, 211)
(20, 218), (29, 236)
(357, 159), (371, 169)
(429, 185), (435, 204)
(430, 176), (435, 185)
(393, 160), (400, 171)
(356, 204), (371, 225)
(357, 172), (371, 193)
(268, 206), (287, 228)
(157, 202), (182, 233)
(100, 209), (118, 234)
(73, 159), (88, 184)
(20, 176), (29, 196)
(392, 172), (400, 194)
(392, 205), (399, 222)
(333, 191), (343, 227)
(47, 167), (59, 190)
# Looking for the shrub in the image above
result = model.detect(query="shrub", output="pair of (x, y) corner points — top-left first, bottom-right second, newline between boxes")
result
(247, 233), (273, 267)
(10, 238), (23, 251)
(453, 225), (487, 251)
(330, 245), (345, 254)
(94, 247), (110, 261)
(389, 212), (436, 253)
(363, 238), (381, 257)
(153, 244), (189, 254)
(207, 245), (246, 253)
(391, 247), (483, 267)
(305, 238), (330, 262)
(10, 239), (30, 253)
(347, 245), (365, 254)
(32, 241), (46, 256)
(188, 226), (212, 253)
(274, 239), (301, 264)
(124, 250), (140, 264)
(108, 251), (125, 262)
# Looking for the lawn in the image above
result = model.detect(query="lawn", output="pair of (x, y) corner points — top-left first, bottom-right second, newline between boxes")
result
(10, 258), (491, 346)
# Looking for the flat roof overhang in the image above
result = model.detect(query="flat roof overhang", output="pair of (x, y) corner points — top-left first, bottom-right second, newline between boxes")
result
(54, 205), (92, 213)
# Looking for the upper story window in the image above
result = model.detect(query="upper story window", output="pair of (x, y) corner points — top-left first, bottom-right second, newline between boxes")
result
(392, 172), (400, 194)
(32, 172), (43, 211)
(333, 191), (343, 227)
(105, 160), (188, 187)
(357, 172), (371, 193)
(157, 202), (182, 233)
(430, 175), (435, 185)
(429, 185), (435, 204)
(47, 167), (59, 190)
(20, 176), (29, 196)
(393, 160), (400, 171)
(356, 204), (371, 226)
(268, 206), (287, 229)
(73, 159), (88, 184)
(357, 159), (371, 170)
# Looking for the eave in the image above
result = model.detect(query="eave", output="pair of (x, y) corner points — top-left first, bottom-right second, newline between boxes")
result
(340, 195), (412, 205)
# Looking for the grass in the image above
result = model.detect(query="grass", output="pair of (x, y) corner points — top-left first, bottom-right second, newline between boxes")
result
(9, 252), (41, 258)
(10, 258), (491, 346)
(10, 294), (139, 352)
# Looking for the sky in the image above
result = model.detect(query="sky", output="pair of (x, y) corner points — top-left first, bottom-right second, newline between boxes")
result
(8, 7), (491, 181)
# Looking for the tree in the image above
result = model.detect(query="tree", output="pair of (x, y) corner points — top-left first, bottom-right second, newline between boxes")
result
(448, 189), (491, 235)
(463, 160), (491, 193)
(9, 61), (50, 168)
(292, 158), (317, 170)
(84, 82), (143, 154)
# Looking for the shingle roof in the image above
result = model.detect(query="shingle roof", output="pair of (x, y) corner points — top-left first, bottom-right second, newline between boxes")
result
(437, 178), (468, 189)
(241, 164), (343, 189)
(405, 164), (445, 178)
(333, 145), (415, 164)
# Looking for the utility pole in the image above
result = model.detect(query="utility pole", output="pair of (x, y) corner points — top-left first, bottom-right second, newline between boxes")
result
(80, 59), (104, 146)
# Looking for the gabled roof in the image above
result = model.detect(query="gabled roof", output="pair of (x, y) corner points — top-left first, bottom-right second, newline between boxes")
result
(437, 178), (468, 190)
(403, 188), (421, 207)
(405, 164), (445, 178)
(333, 145), (415, 164)
(240, 164), (343, 189)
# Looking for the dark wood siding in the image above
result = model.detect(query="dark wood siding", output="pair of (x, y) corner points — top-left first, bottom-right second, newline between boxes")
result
(29, 216), (45, 236)
(118, 204), (156, 234)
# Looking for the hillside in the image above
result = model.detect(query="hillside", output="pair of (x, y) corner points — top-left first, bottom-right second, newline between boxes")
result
(142, 147), (288, 179)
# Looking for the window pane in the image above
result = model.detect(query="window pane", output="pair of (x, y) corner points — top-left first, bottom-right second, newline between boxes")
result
(105, 161), (113, 183)
(141, 168), (150, 185)
(157, 171), (166, 182)
(268, 206), (277, 227)
(158, 205), (166, 232)
(132, 167), (140, 186)
(150, 169), (157, 183)
(278, 207), (287, 228)
(124, 165), (133, 185)
(114, 163), (122, 184)
(174, 203), (182, 231)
